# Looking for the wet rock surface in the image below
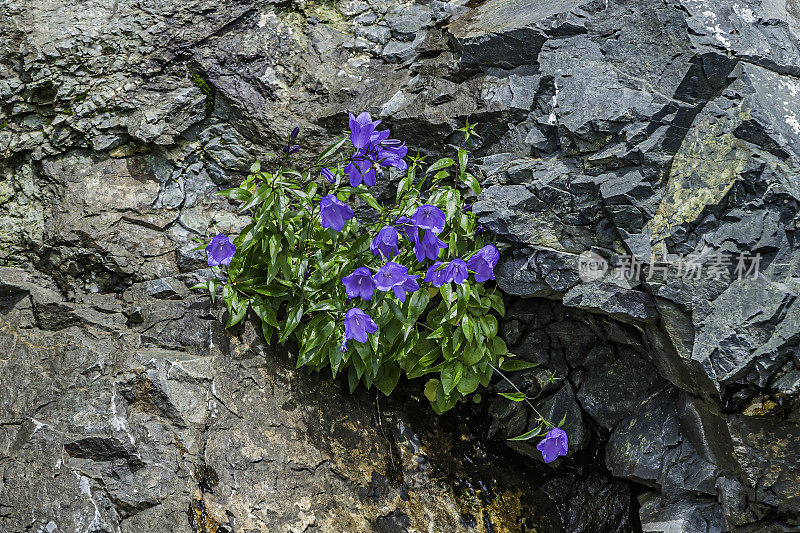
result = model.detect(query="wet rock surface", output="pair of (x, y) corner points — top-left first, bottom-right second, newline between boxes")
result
(1, 0), (799, 531)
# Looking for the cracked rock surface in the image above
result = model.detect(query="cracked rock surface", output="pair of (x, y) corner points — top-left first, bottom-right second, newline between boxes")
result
(1, 0), (799, 531)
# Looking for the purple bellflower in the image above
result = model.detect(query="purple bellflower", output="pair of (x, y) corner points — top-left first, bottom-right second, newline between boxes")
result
(344, 308), (378, 344)
(445, 258), (468, 285)
(412, 204), (446, 234)
(342, 267), (376, 301)
(414, 229), (448, 261)
(206, 234), (236, 267)
(466, 244), (500, 282)
(374, 262), (419, 303)
(424, 261), (449, 288)
(537, 427), (569, 463)
(349, 112), (380, 149)
(320, 194), (354, 232)
(345, 156), (378, 187)
(371, 226), (400, 259)
(395, 216), (418, 244)
(290, 126), (300, 141)
(321, 167), (336, 183)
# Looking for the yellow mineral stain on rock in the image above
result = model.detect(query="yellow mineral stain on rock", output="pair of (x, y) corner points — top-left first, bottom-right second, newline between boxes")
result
(647, 113), (750, 247)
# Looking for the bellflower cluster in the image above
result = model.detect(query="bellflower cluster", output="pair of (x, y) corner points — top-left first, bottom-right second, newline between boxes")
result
(344, 112), (408, 187)
(207, 113), (564, 439)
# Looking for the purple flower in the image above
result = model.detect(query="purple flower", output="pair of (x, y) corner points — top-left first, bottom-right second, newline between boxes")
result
(424, 261), (449, 288)
(320, 194), (354, 232)
(349, 112), (380, 149)
(414, 229), (448, 261)
(466, 244), (500, 282)
(395, 216), (418, 244)
(445, 258), (468, 284)
(411, 204), (446, 234)
(371, 226), (400, 259)
(290, 126), (300, 141)
(374, 262), (419, 302)
(342, 267), (376, 301)
(344, 307), (378, 343)
(206, 234), (236, 267)
(321, 167), (336, 183)
(282, 144), (299, 155)
(537, 427), (569, 463)
(377, 141), (408, 171)
(345, 156), (377, 187)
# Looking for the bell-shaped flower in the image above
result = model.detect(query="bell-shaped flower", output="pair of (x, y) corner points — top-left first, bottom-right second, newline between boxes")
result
(349, 112), (379, 149)
(206, 234), (236, 267)
(414, 229), (448, 261)
(345, 156), (377, 187)
(344, 308), (378, 343)
(370, 226), (400, 259)
(342, 267), (376, 301)
(374, 262), (418, 303)
(466, 244), (500, 282)
(377, 140), (408, 171)
(394, 216), (418, 244)
(320, 194), (354, 232)
(424, 261), (449, 288)
(445, 258), (468, 285)
(411, 204), (445, 234)
(536, 427), (569, 463)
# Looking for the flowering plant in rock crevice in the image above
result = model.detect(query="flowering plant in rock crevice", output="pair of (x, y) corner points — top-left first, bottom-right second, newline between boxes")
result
(194, 114), (567, 462)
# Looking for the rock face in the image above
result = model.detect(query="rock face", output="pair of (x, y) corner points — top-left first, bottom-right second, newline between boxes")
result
(1, 0), (799, 532)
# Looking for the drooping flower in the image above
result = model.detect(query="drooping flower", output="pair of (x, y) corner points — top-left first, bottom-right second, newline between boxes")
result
(377, 140), (408, 171)
(445, 258), (468, 285)
(374, 262), (418, 302)
(424, 261), (449, 288)
(466, 244), (500, 282)
(537, 427), (569, 463)
(414, 229), (448, 261)
(344, 308), (378, 343)
(348, 112), (380, 149)
(321, 167), (336, 183)
(206, 234), (237, 267)
(395, 216), (418, 244)
(345, 156), (377, 187)
(370, 226), (400, 259)
(411, 204), (446, 234)
(320, 194), (354, 232)
(342, 267), (376, 301)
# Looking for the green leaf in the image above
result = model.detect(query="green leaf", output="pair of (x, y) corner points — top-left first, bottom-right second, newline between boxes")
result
(252, 299), (279, 328)
(374, 363), (401, 396)
(463, 173), (481, 195)
(499, 359), (538, 372)
(479, 315), (498, 339)
(441, 361), (463, 395)
(427, 157), (455, 174)
(424, 379), (439, 402)
(458, 149), (468, 177)
(316, 136), (348, 162)
(498, 392), (526, 402)
(487, 293), (505, 316)
(508, 424), (544, 441)
(279, 302), (304, 344)
(456, 369), (479, 394)
(396, 175), (412, 202)
(462, 343), (484, 366)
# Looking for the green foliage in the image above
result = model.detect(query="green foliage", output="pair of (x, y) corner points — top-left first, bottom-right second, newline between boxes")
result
(207, 137), (520, 413)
